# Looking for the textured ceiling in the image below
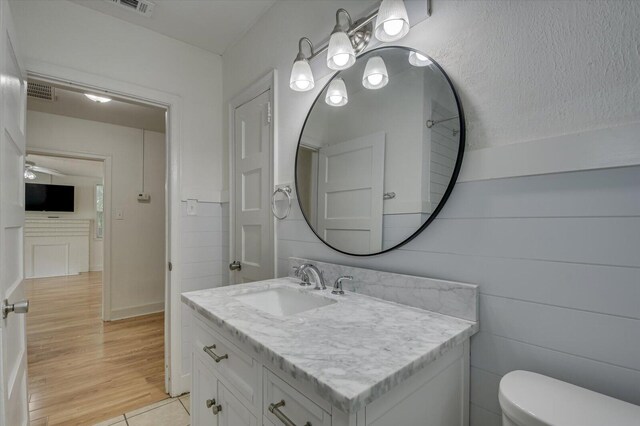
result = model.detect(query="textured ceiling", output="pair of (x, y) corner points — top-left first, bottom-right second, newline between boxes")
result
(70, 0), (277, 54)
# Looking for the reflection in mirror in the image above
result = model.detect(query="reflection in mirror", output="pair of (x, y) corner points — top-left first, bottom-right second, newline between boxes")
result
(296, 47), (464, 256)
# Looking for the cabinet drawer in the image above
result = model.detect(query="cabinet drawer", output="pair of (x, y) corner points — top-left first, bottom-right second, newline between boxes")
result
(263, 368), (331, 426)
(194, 317), (260, 409)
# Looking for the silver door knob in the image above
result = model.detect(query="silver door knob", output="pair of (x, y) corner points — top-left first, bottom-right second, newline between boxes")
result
(2, 299), (29, 319)
(229, 261), (241, 271)
(206, 398), (222, 415)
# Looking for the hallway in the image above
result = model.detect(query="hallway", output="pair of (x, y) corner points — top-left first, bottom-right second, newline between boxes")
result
(25, 272), (166, 425)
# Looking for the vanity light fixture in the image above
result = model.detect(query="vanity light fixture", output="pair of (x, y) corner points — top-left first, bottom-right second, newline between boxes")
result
(290, 38), (315, 91)
(409, 51), (432, 67)
(84, 93), (112, 103)
(374, 0), (410, 42)
(362, 56), (389, 89)
(327, 9), (357, 70)
(325, 78), (348, 107)
(289, 0), (431, 92)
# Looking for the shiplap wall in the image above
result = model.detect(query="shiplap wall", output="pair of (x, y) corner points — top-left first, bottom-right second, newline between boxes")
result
(277, 165), (640, 426)
(180, 201), (229, 374)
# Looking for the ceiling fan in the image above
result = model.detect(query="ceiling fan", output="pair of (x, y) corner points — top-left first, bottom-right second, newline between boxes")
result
(24, 161), (65, 180)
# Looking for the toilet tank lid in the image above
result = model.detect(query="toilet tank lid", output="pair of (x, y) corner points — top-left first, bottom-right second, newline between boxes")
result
(499, 371), (640, 426)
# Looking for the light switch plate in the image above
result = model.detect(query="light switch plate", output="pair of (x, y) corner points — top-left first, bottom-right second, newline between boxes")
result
(186, 199), (198, 216)
(115, 209), (124, 220)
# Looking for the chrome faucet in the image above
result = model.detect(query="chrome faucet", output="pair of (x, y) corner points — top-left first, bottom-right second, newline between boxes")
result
(332, 275), (353, 295)
(298, 264), (326, 290)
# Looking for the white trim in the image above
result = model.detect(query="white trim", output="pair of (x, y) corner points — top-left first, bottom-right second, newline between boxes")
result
(24, 59), (184, 396)
(27, 147), (113, 316)
(228, 70), (278, 283)
(110, 302), (165, 321)
(459, 122), (640, 182)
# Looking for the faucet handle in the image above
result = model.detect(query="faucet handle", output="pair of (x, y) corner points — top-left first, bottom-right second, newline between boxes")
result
(293, 266), (311, 286)
(332, 275), (353, 295)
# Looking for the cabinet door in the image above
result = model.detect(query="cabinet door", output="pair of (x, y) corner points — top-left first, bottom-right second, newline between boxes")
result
(218, 383), (258, 426)
(192, 355), (220, 426)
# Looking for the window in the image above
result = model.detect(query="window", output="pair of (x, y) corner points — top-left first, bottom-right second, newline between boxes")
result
(96, 184), (104, 239)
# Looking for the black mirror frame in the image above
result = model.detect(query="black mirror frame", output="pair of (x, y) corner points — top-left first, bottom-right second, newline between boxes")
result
(294, 46), (466, 257)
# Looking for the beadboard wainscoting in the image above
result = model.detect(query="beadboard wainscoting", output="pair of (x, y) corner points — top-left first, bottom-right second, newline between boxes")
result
(276, 165), (640, 426)
(180, 200), (230, 378)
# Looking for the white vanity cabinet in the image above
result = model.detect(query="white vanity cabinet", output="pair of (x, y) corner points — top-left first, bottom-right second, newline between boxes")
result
(189, 310), (471, 426)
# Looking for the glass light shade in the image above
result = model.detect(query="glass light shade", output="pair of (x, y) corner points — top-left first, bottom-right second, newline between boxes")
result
(374, 0), (410, 42)
(327, 31), (356, 70)
(84, 93), (112, 103)
(362, 56), (389, 89)
(290, 58), (315, 92)
(325, 78), (348, 106)
(409, 51), (432, 67)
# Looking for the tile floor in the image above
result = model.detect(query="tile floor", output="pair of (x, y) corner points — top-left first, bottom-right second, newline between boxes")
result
(93, 394), (190, 426)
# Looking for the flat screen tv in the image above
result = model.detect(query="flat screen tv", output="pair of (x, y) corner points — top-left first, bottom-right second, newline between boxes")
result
(25, 183), (75, 212)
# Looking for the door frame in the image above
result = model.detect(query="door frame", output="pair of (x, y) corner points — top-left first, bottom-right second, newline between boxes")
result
(227, 70), (277, 283)
(25, 61), (184, 395)
(24, 148), (112, 307)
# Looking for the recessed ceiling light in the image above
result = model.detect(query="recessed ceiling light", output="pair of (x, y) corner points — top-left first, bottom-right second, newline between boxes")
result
(84, 93), (112, 103)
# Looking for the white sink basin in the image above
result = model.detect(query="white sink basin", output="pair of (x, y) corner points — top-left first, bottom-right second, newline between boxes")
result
(233, 287), (336, 317)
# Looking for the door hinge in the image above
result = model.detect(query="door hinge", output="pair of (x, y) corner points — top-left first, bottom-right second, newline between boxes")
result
(266, 101), (272, 124)
(168, 261), (173, 271)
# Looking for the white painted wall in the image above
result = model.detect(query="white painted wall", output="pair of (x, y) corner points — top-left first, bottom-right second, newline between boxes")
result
(28, 171), (104, 272)
(222, 1), (640, 424)
(10, 0), (224, 202)
(27, 111), (166, 319)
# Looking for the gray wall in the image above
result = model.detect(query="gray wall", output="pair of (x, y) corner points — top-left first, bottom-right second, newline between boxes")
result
(277, 165), (640, 426)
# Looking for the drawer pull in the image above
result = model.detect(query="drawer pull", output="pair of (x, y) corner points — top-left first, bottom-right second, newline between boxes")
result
(203, 344), (229, 363)
(206, 398), (222, 415)
(268, 400), (311, 426)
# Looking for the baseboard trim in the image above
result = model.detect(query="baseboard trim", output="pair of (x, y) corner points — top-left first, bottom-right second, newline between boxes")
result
(459, 121), (640, 182)
(109, 302), (164, 321)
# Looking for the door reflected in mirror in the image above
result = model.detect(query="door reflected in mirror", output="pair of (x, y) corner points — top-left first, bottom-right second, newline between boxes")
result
(296, 47), (464, 256)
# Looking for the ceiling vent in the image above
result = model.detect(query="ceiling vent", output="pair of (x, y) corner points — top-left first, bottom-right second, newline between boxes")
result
(27, 82), (56, 102)
(104, 0), (155, 17)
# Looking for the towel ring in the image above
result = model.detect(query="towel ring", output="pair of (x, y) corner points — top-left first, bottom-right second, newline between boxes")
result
(271, 186), (292, 220)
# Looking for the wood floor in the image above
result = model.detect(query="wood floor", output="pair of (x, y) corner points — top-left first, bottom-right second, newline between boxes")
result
(25, 272), (167, 426)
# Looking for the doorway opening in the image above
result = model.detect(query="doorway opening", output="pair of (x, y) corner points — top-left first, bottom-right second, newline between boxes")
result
(24, 79), (170, 425)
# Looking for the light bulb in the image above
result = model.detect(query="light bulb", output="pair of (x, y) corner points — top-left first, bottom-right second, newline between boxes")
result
(325, 78), (348, 106)
(362, 56), (389, 90)
(383, 19), (404, 36)
(294, 80), (310, 91)
(374, 0), (410, 42)
(367, 74), (384, 86)
(332, 53), (350, 68)
(409, 51), (432, 67)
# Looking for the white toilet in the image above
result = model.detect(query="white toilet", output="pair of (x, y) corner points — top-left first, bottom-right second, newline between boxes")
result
(499, 370), (640, 426)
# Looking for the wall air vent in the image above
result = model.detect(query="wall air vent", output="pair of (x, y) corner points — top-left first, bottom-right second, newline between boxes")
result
(104, 0), (155, 17)
(27, 82), (56, 101)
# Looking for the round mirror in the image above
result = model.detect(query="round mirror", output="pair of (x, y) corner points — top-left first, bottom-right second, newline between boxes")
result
(295, 46), (465, 256)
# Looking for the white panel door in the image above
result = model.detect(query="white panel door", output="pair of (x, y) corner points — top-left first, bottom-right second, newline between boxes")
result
(233, 90), (273, 283)
(317, 133), (385, 254)
(0, 0), (29, 425)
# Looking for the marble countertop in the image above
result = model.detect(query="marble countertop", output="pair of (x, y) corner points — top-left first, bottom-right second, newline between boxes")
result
(182, 278), (478, 413)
